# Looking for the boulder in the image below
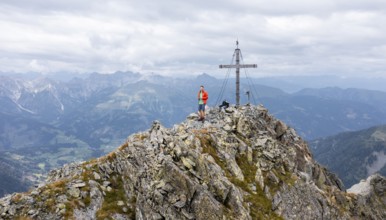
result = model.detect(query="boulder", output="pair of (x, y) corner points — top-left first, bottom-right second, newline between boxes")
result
(67, 187), (80, 198)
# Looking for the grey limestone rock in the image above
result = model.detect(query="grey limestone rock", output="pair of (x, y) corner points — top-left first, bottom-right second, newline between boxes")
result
(1, 105), (386, 219)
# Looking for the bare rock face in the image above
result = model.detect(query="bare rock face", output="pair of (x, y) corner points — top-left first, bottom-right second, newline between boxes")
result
(1, 105), (386, 219)
(347, 174), (386, 218)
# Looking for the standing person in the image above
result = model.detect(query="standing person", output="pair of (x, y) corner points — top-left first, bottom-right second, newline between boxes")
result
(197, 85), (208, 121)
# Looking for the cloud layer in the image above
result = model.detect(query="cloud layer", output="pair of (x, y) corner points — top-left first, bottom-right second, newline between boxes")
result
(1, 0), (386, 77)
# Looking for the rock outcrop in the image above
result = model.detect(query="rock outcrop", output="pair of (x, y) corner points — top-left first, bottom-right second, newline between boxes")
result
(1, 105), (385, 219)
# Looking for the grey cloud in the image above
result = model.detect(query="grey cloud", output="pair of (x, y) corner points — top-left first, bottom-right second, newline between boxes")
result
(0, 0), (386, 77)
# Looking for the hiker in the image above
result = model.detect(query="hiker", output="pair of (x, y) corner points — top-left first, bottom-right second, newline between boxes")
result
(197, 85), (208, 121)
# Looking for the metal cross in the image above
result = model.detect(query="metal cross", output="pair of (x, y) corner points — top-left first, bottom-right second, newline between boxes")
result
(219, 41), (257, 106)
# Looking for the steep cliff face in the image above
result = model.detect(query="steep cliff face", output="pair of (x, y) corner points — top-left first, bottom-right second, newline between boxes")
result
(1, 105), (385, 219)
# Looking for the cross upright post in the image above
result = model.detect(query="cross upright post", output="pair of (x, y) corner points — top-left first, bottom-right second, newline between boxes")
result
(219, 41), (257, 106)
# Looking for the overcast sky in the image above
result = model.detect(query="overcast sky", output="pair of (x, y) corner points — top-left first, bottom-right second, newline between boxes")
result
(1, 0), (386, 78)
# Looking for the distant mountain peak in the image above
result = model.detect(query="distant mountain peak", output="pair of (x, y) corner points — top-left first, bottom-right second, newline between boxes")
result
(195, 73), (217, 82)
(1, 105), (385, 219)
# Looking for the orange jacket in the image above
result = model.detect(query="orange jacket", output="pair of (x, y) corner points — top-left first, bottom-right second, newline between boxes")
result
(198, 90), (208, 104)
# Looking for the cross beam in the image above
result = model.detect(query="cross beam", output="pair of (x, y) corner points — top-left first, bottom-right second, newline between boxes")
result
(219, 42), (257, 106)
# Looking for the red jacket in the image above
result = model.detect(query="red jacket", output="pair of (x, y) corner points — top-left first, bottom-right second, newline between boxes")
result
(198, 90), (208, 104)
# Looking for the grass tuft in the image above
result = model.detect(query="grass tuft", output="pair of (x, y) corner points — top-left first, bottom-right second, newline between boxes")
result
(11, 193), (23, 204)
(96, 175), (135, 219)
(235, 153), (282, 219)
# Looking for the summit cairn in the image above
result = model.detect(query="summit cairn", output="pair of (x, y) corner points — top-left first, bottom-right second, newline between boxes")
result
(1, 105), (386, 219)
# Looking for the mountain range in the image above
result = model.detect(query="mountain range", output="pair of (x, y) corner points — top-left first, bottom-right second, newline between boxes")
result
(2, 72), (386, 196)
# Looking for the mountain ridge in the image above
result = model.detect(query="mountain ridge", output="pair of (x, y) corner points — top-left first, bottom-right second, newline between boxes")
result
(310, 124), (386, 188)
(3, 72), (386, 197)
(296, 87), (386, 111)
(1, 105), (385, 219)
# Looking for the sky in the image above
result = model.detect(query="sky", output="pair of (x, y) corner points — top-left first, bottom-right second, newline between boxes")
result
(1, 0), (386, 78)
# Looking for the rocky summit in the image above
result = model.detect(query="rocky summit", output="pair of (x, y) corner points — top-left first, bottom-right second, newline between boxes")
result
(1, 105), (386, 219)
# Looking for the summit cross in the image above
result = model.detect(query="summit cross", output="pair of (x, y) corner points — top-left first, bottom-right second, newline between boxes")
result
(219, 41), (257, 106)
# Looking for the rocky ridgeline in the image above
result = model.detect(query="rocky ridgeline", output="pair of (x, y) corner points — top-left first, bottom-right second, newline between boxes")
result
(1, 105), (386, 219)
